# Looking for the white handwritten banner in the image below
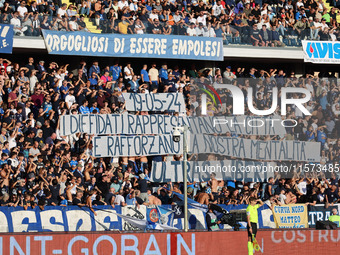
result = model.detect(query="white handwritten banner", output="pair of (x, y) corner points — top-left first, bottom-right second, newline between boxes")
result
(92, 135), (182, 157)
(91, 134), (320, 160)
(189, 116), (286, 136)
(122, 93), (186, 112)
(190, 135), (321, 161)
(59, 114), (286, 136)
(58, 113), (189, 136)
(150, 160), (275, 183)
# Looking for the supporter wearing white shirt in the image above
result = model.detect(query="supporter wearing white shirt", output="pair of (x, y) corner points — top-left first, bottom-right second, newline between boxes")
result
(10, 12), (26, 36)
(196, 23), (205, 36)
(173, 10), (182, 24)
(332, 103), (340, 116)
(196, 12), (207, 26)
(330, 30), (336, 41)
(203, 23), (216, 37)
(69, 17), (79, 31)
(57, 3), (68, 18)
(320, 19), (328, 30)
(187, 23), (197, 36)
(148, 9), (159, 21)
(114, 190), (126, 206)
(124, 63), (134, 80)
(212, 1), (224, 17)
(279, 191), (286, 205)
(297, 179), (307, 195)
(129, 0), (138, 11)
(17, 0), (28, 18)
(65, 89), (76, 109)
(296, 0), (304, 10)
(305, 80), (314, 96)
(118, 0), (129, 11)
(10, 14), (21, 28)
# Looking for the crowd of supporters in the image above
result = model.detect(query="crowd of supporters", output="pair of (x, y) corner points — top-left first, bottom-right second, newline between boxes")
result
(1, 0), (340, 46)
(0, 56), (339, 211)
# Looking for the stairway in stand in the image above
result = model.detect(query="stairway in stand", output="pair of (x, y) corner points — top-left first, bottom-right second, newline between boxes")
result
(62, 0), (102, 33)
(321, 0), (340, 23)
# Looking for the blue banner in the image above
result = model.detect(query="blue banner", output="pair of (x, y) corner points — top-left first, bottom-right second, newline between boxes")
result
(308, 204), (338, 227)
(5, 203), (332, 232)
(42, 30), (223, 61)
(0, 24), (14, 54)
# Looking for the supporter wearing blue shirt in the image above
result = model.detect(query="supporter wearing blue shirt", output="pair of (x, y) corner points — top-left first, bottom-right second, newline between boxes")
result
(43, 96), (53, 116)
(140, 65), (150, 83)
(60, 82), (69, 100)
(88, 73), (99, 89)
(0, 159), (7, 166)
(305, 126), (316, 141)
(90, 102), (100, 113)
(126, 192), (137, 206)
(90, 107), (99, 113)
(70, 159), (78, 167)
(159, 65), (168, 82)
(79, 100), (90, 114)
(320, 92), (328, 110)
(128, 76), (140, 92)
(88, 61), (100, 77)
(317, 127), (327, 146)
(110, 63), (122, 81)
(0, 153), (8, 166)
(145, 4), (152, 11)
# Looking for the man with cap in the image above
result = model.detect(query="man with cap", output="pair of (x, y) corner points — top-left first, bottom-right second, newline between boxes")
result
(223, 66), (236, 82)
(293, 16), (309, 39)
(100, 70), (112, 84)
(187, 22), (197, 36)
(196, 22), (204, 36)
(110, 176), (121, 193)
(206, 204), (221, 231)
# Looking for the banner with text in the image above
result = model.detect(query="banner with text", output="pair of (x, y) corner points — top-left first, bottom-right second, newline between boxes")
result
(273, 204), (309, 228)
(308, 204), (339, 227)
(150, 160), (275, 183)
(189, 116), (286, 136)
(58, 113), (189, 136)
(59, 114), (286, 136)
(0, 205), (206, 233)
(191, 135), (321, 161)
(0, 24), (14, 54)
(2, 230), (340, 255)
(122, 93), (186, 112)
(42, 30), (223, 61)
(302, 40), (340, 63)
(92, 135), (182, 157)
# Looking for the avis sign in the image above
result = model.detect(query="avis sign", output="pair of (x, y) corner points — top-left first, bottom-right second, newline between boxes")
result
(302, 40), (340, 63)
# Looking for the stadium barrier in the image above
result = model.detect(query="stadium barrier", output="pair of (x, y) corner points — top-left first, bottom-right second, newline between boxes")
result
(0, 229), (339, 255)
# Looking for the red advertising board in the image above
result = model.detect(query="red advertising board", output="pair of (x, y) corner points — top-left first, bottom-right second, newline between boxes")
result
(0, 229), (339, 255)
